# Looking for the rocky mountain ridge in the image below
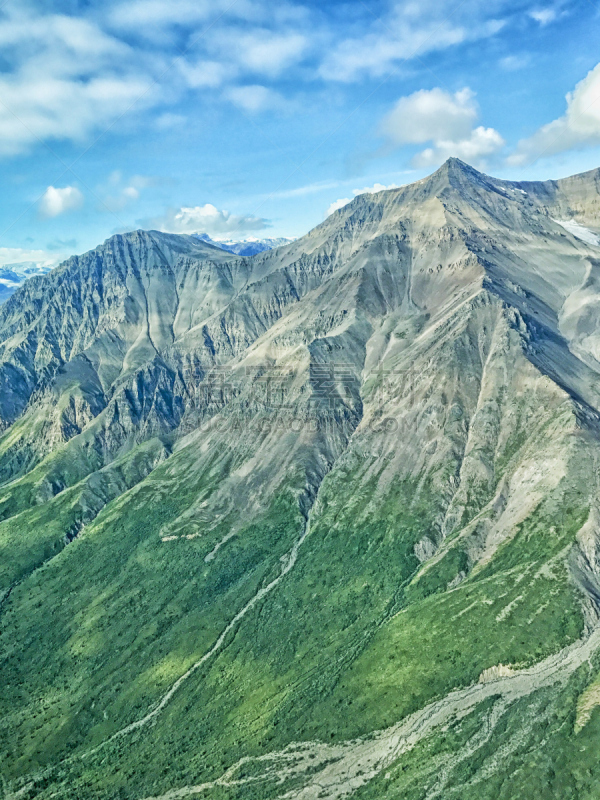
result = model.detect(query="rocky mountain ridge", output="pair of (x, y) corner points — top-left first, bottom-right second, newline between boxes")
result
(3, 158), (600, 799)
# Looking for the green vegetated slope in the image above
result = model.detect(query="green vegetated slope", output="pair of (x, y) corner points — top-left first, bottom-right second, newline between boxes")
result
(1, 299), (595, 799)
(2, 160), (600, 799)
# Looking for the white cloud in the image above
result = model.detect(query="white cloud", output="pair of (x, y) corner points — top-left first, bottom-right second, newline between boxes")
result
(0, 5), (307, 156)
(177, 59), (234, 89)
(320, 22), (466, 82)
(99, 172), (155, 212)
(326, 182), (401, 217)
(147, 203), (269, 235)
(0, 9), (159, 156)
(413, 126), (505, 167)
(318, 1), (506, 83)
(227, 31), (308, 77)
(270, 180), (344, 199)
(529, 8), (557, 25)
(154, 112), (186, 130)
(0, 1), (520, 159)
(355, 182), (400, 194)
(499, 54), (530, 71)
(226, 85), (284, 112)
(107, 0), (243, 34)
(381, 88), (477, 145)
(0, 247), (58, 269)
(39, 186), (84, 218)
(508, 62), (600, 166)
(380, 87), (504, 168)
(101, 186), (139, 213)
(326, 197), (352, 216)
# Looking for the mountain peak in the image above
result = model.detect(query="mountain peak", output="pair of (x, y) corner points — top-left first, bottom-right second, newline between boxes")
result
(441, 156), (472, 170)
(404, 157), (506, 202)
(432, 157), (488, 183)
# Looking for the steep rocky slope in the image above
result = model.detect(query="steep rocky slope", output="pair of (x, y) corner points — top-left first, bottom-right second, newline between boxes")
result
(3, 159), (600, 799)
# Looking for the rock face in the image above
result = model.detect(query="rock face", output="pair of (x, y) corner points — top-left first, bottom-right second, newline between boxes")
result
(3, 159), (600, 798)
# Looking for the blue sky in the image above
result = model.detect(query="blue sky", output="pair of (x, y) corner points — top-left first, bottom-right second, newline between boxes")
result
(1, 0), (600, 267)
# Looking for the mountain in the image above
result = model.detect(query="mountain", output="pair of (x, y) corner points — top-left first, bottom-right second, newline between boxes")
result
(192, 232), (295, 255)
(3, 158), (600, 798)
(0, 260), (54, 304)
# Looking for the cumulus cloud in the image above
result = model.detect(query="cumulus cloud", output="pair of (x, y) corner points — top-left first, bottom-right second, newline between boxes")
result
(508, 62), (600, 166)
(326, 182), (400, 217)
(355, 182), (400, 194)
(413, 127), (505, 167)
(326, 197), (352, 216)
(380, 87), (504, 168)
(39, 186), (84, 218)
(146, 204), (269, 235)
(381, 88), (476, 146)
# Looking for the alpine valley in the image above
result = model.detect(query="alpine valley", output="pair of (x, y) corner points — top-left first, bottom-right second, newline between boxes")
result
(4, 158), (600, 799)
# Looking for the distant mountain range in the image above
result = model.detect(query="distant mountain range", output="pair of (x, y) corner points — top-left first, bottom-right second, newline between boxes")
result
(0, 238), (294, 305)
(0, 237), (295, 305)
(4, 159), (600, 798)
(0, 260), (53, 303)
(192, 232), (294, 255)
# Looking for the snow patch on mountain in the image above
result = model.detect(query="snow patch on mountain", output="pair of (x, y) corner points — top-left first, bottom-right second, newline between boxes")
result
(192, 233), (294, 256)
(554, 219), (600, 246)
(0, 261), (55, 304)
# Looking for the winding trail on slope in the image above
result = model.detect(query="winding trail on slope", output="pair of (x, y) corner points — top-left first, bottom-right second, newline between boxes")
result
(137, 624), (600, 800)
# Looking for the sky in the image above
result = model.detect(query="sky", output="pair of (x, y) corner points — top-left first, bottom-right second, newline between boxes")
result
(1, 0), (600, 269)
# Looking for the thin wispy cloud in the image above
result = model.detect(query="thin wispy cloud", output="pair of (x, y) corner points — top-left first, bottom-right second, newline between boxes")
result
(529, 7), (558, 25)
(98, 172), (156, 213)
(226, 85), (286, 113)
(318, 3), (507, 83)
